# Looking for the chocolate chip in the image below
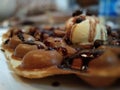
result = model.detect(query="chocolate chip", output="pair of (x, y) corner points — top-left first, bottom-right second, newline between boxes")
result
(64, 37), (72, 45)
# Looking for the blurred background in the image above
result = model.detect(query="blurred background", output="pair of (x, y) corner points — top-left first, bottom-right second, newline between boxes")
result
(0, 0), (120, 28)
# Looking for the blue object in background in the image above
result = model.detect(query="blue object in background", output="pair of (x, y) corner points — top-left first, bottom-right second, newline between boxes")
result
(99, 0), (120, 16)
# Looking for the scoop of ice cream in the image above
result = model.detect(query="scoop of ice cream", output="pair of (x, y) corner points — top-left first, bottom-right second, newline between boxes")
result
(65, 15), (108, 46)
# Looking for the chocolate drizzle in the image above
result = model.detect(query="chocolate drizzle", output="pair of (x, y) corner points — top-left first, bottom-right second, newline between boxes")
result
(34, 27), (61, 41)
(55, 47), (68, 55)
(23, 40), (45, 49)
(17, 32), (24, 42)
(88, 19), (97, 42)
(59, 49), (104, 72)
(94, 40), (104, 48)
(16, 32), (45, 49)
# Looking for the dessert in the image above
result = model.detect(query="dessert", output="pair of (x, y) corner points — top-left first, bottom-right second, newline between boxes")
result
(1, 10), (120, 87)
(65, 12), (107, 48)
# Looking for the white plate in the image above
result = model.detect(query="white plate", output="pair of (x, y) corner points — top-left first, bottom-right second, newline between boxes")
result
(0, 28), (120, 90)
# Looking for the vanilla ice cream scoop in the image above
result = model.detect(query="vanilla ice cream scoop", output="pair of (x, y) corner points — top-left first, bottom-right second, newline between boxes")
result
(65, 15), (108, 46)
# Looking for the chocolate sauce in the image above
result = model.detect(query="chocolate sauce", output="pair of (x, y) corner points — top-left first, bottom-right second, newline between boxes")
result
(40, 32), (44, 41)
(44, 41), (51, 47)
(28, 27), (38, 36)
(55, 47), (68, 55)
(23, 40), (45, 49)
(64, 37), (72, 45)
(17, 32), (25, 42)
(60, 47), (67, 55)
(80, 50), (104, 71)
(88, 19), (97, 42)
(79, 50), (95, 71)
(59, 51), (80, 69)
(94, 40), (104, 48)
(23, 40), (35, 45)
(59, 49), (104, 72)
(9, 30), (13, 37)
(17, 32), (45, 49)
(37, 29), (55, 41)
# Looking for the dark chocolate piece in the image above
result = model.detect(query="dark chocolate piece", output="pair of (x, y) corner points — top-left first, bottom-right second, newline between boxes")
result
(94, 40), (104, 48)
